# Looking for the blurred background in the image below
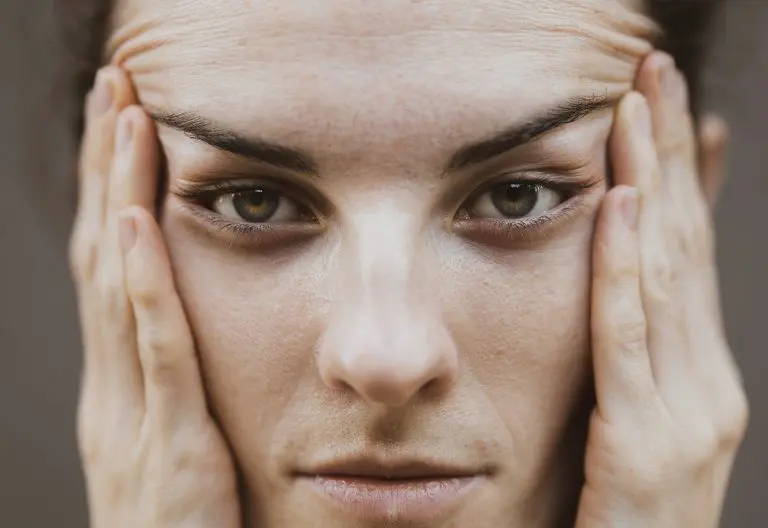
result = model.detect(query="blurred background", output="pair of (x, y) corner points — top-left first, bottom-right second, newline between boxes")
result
(0, 0), (765, 526)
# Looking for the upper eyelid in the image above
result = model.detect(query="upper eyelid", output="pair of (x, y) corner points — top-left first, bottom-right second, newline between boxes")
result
(172, 178), (330, 224)
(463, 170), (598, 201)
(172, 169), (598, 221)
(173, 177), (326, 206)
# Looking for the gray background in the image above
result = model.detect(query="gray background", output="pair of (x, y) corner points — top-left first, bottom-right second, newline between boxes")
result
(0, 0), (765, 526)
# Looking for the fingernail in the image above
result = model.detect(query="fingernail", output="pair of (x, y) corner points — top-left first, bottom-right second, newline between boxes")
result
(634, 96), (652, 138)
(661, 59), (679, 100)
(116, 112), (134, 152)
(119, 212), (137, 253)
(702, 114), (729, 146)
(90, 70), (114, 116)
(621, 188), (640, 231)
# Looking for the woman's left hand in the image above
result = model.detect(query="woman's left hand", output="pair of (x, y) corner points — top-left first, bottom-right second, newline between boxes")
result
(575, 51), (749, 527)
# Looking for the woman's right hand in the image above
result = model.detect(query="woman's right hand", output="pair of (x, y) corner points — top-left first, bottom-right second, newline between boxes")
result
(69, 67), (242, 528)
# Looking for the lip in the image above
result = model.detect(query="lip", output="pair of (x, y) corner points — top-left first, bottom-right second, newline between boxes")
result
(295, 458), (490, 522)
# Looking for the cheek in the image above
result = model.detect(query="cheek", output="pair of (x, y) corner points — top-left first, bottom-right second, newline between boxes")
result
(441, 214), (595, 457)
(160, 212), (332, 465)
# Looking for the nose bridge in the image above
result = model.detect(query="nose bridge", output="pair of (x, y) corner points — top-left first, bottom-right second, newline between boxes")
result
(317, 208), (458, 407)
(351, 209), (422, 306)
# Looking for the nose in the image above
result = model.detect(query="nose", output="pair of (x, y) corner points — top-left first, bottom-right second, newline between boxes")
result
(316, 214), (458, 408)
(317, 304), (458, 408)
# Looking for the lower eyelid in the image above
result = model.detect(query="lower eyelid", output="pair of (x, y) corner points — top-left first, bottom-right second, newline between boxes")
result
(173, 201), (326, 250)
(172, 176), (597, 247)
(452, 193), (592, 246)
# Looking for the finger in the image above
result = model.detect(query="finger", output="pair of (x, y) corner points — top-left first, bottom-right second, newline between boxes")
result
(636, 52), (698, 177)
(70, 71), (112, 284)
(591, 184), (656, 422)
(611, 90), (686, 396)
(698, 114), (729, 208)
(635, 52), (701, 241)
(639, 55), (712, 255)
(97, 107), (163, 405)
(70, 67), (136, 388)
(640, 60), (727, 380)
(70, 67), (135, 281)
(634, 56), (701, 401)
(636, 52), (701, 229)
(688, 119), (733, 378)
(107, 106), (160, 217)
(121, 207), (208, 429)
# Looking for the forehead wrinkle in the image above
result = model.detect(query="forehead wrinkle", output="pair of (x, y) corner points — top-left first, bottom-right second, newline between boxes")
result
(106, 0), (653, 153)
(108, 0), (656, 64)
(229, 0), (655, 37)
(511, 1), (656, 62)
(107, 0), (251, 67)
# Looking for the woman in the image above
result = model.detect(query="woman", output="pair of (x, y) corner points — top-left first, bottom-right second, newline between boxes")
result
(65, 0), (749, 526)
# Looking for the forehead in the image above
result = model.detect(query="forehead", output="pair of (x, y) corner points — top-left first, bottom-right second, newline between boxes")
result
(108, 0), (655, 146)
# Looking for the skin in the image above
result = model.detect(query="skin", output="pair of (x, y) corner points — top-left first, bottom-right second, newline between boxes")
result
(69, 1), (747, 527)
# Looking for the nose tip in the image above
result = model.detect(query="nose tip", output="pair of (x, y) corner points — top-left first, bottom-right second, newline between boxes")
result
(325, 348), (456, 408)
(318, 322), (458, 408)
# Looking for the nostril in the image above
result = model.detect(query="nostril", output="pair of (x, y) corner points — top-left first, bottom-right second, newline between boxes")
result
(419, 377), (442, 400)
(335, 380), (354, 393)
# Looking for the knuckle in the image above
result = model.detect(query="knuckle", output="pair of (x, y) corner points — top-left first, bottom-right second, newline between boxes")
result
(131, 281), (163, 312)
(96, 272), (127, 316)
(140, 331), (181, 384)
(76, 410), (103, 468)
(658, 133), (695, 165)
(167, 433), (208, 468)
(163, 428), (229, 485)
(646, 254), (678, 293)
(609, 262), (638, 284)
(679, 219), (716, 264)
(77, 435), (102, 468)
(145, 362), (178, 391)
(140, 323), (174, 354)
(596, 244), (637, 282)
(606, 312), (647, 353)
(682, 424), (720, 469)
(719, 388), (750, 446)
(69, 229), (100, 282)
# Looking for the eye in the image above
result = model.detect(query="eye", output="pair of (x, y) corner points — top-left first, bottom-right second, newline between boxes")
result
(212, 188), (304, 223)
(465, 182), (565, 220)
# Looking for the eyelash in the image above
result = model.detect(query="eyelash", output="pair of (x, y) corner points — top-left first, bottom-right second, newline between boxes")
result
(173, 173), (598, 243)
(453, 172), (598, 243)
(172, 179), (323, 242)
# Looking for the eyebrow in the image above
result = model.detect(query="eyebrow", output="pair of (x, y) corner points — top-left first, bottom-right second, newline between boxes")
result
(151, 91), (613, 176)
(151, 111), (319, 174)
(446, 92), (613, 171)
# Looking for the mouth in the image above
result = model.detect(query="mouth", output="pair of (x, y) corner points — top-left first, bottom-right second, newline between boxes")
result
(294, 457), (491, 522)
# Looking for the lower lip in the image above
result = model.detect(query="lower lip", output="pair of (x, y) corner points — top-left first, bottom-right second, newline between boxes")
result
(300, 474), (484, 522)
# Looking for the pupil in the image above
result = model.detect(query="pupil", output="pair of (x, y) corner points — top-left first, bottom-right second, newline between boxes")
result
(490, 183), (538, 218)
(233, 189), (279, 222)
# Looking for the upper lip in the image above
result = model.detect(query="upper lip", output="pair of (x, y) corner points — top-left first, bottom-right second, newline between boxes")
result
(298, 457), (488, 480)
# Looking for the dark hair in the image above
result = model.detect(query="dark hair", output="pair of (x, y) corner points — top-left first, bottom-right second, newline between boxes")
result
(58, 0), (723, 150)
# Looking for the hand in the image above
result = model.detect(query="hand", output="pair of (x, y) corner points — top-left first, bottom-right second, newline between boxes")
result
(69, 67), (241, 528)
(575, 51), (748, 527)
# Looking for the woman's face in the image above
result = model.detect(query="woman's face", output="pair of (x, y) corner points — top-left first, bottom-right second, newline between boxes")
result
(110, 0), (654, 525)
